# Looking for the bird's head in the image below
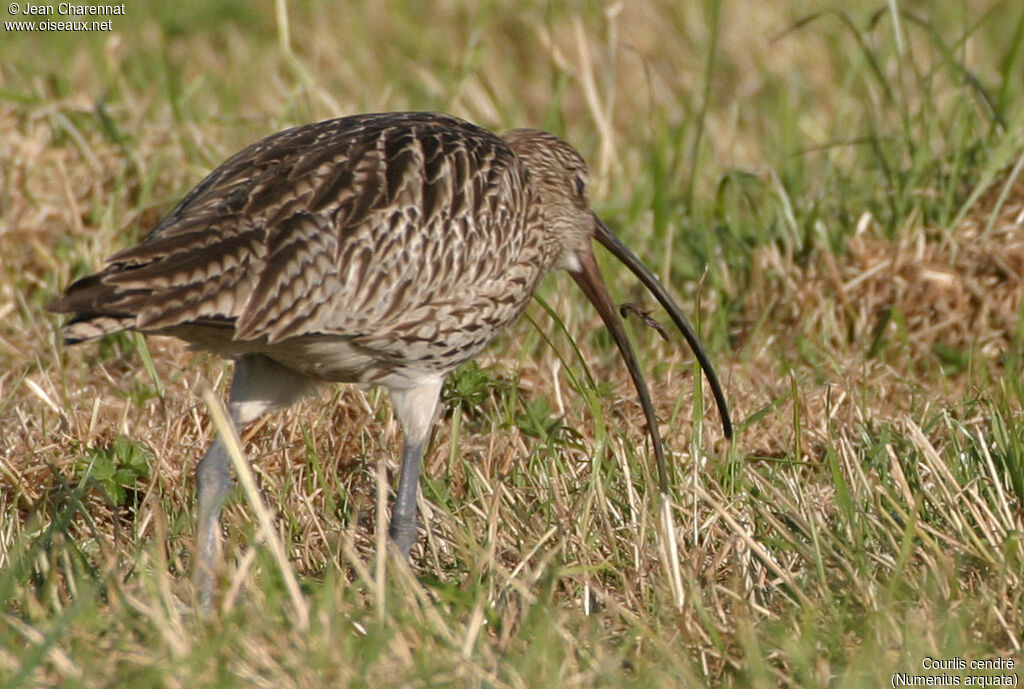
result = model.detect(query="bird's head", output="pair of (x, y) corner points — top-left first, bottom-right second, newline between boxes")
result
(501, 128), (596, 272)
(502, 127), (732, 494)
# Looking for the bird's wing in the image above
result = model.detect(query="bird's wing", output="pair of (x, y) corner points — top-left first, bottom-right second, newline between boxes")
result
(51, 112), (534, 345)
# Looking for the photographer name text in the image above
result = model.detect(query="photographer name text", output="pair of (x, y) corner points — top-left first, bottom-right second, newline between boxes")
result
(9, 4), (125, 16)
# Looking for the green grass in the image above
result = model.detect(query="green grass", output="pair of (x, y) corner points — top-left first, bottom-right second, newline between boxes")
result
(2, 0), (1023, 686)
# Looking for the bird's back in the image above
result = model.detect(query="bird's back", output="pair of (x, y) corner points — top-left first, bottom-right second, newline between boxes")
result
(50, 112), (555, 382)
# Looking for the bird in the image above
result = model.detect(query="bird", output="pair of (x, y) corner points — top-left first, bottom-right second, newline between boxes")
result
(48, 111), (731, 605)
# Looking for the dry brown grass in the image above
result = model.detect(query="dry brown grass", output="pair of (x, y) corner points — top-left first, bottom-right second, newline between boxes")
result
(2, 1), (1023, 686)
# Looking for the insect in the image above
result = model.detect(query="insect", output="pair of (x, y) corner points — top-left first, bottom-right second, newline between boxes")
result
(49, 112), (731, 604)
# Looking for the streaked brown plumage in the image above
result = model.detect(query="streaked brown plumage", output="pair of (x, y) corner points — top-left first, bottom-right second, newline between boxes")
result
(50, 111), (730, 607)
(57, 114), (551, 380)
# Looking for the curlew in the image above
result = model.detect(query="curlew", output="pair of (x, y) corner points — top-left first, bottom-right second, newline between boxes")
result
(49, 111), (731, 603)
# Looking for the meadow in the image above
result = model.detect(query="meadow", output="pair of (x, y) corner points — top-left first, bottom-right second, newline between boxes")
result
(1, 0), (1022, 686)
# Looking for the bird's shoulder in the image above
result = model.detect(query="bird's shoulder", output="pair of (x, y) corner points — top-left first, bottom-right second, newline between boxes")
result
(110, 112), (533, 267)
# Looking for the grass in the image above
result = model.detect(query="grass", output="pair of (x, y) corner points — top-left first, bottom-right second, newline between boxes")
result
(2, 0), (1023, 686)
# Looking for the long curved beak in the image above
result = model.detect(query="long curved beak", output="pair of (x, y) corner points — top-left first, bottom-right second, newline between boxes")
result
(568, 214), (732, 494)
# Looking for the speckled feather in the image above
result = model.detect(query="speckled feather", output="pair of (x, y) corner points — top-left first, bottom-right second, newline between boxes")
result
(50, 112), (576, 383)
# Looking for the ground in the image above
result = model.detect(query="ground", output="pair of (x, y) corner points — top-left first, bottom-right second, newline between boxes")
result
(1, 1), (1022, 687)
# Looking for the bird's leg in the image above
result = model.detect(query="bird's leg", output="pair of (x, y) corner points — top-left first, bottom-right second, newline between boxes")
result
(195, 421), (237, 610)
(387, 378), (444, 557)
(389, 438), (427, 556)
(194, 353), (317, 609)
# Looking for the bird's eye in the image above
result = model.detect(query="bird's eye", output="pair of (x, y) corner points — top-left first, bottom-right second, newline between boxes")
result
(574, 176), (586, 197)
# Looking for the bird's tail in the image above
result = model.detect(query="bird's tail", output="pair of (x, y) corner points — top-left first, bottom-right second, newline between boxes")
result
(47, 274), (136, 344)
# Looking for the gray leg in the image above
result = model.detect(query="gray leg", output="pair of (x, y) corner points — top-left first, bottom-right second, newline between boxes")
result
(387, 378), (444, 557)
(194, 427), (236, 609)
(193, 353), (317, 609)
(389, 438), (427, 556)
